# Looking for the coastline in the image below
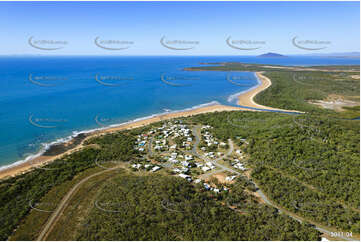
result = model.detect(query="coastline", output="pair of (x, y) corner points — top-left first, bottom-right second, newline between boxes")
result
(238, 72), (300, 112)
(0, 71), (296, 180)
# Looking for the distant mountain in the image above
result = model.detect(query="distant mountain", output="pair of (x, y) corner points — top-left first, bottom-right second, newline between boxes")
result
(258, 52), (287, 58)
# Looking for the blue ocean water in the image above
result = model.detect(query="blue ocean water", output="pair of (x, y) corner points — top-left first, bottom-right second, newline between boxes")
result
(0, 56), (359, 168)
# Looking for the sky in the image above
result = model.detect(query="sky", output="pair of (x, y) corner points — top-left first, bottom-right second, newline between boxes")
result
(0, 1), (359, 55)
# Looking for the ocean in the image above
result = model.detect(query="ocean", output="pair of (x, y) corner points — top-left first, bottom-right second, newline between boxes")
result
(0, 56), (359, 169)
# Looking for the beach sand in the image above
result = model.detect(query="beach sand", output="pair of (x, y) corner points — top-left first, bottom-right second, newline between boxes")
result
(237, 72), (300, 112)
(0, 72), (297, 180)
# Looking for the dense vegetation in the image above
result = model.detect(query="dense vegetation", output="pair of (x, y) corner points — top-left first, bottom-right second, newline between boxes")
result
(0, 131), (138, 241)
(186, 64), (360, 233)
(62, 172), (320, 240)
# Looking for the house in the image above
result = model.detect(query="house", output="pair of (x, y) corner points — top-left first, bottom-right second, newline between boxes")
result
(151, 166), (161, 172)
(220, 142), (226, 146)
(225, 176), (236, 182)
(169, 158), (178, 163)
(202, 166), (211, 172)
(194, 179), (201, 184)
(203, 183), (211, 190)
(185, 155), (193, 161)
(206, 162), (215, 169)
(178, 174), (192, 182)
(178, 174), (190, 179)
(181, 167), (189, 173)
(131, 164), (142, 169)
(234, 163), (246, 171)
(173, 168), (181, 173)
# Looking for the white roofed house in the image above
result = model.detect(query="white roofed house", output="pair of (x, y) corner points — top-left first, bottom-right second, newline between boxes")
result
(151, 166), (161, 172)
(233, 162), (246, 171)
(185, 155), (193, 161)
(178, 174), (192, 182)
(225, 175), (237, 182)
(202, 166), (211, 172)
(181, 167), (189, 173)
(206, 162), (215, 169)
(131, 164), (142, 169)
(173, 168), (181, 173)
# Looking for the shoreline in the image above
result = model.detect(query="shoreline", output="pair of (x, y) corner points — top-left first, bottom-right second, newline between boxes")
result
(238, 72), (300, 112)
(0, 72), (297, 180)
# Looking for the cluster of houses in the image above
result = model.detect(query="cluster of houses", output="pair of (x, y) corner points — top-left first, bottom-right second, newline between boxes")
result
(202, 182), (227, 193)
(200, 125), (227, 154)
(152, 122), (193, 151)
(171, 154), (196, 176)
(193, 178), (227, 193)
(236, 149), (245, 159)
(200, 126), (218, 147)
(131, 163), (161, 172)
(195, 161), (216, 172)
(203, 151), (224, 159)
(132, 121), (248, 195)
(134, 134), (149, 152)
(232, 158), (246, 171)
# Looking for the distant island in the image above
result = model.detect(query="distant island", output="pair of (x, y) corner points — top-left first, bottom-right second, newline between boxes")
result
(258, 52), (287, 58)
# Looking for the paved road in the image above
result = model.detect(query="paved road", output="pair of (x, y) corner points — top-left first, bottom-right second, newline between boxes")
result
(37, 165), (120, 241)
(191, 126), (356, 241)
(191, 126), (239, 175)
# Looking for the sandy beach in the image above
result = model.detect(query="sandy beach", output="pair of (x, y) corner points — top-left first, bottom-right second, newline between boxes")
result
(237, 72), (300, 112)
(0, 72), (296, 180)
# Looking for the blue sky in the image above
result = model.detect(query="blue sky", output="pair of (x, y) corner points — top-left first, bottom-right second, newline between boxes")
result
(0, 1), (359, 55)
